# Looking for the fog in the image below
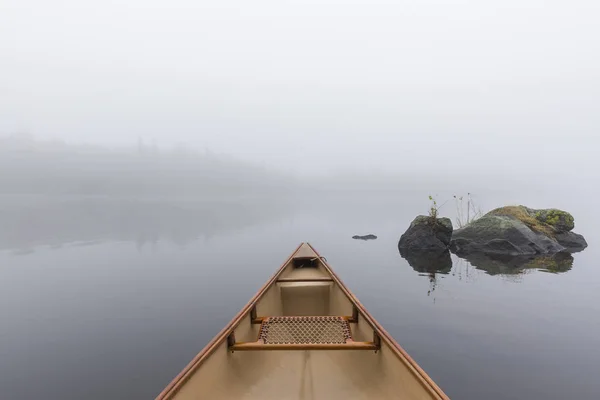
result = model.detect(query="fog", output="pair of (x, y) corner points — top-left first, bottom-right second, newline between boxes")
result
(2, 0), (599, 178)
(0, 135), (291, 196)
(3, 4), (600, 399)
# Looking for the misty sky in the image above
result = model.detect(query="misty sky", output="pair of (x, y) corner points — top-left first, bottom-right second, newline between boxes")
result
(1, 0), (599, 175)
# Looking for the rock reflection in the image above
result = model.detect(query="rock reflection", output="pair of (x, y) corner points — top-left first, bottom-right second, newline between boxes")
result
(457, 251), (574, 275)
(399, 248), (453, 275)
(400, 246), (576, 288)
(399, 248), (452, 296)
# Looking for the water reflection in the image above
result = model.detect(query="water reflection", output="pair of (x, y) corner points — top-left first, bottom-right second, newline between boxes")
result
(0, 196), (291, 251)
(458, 252), (574, 275)
(399, 248), (452, 296)
(399, 248), (452, 275)
(400, 247), (577, 278)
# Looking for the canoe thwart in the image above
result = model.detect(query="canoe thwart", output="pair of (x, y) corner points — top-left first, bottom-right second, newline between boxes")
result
(276, 277), (334, 282)
(252, 315), (357, 324)
(231, 316), (377, 351)
(229, 342), (380, 351)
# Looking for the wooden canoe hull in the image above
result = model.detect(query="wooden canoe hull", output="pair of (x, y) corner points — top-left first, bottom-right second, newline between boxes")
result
(157, 243), (449, 400)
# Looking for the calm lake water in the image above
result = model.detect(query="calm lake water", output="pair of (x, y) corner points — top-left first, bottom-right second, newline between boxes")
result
(0, 191), (599, 400)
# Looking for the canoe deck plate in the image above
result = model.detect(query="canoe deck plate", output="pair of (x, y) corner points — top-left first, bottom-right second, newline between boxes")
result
(259, 316), (352, 344)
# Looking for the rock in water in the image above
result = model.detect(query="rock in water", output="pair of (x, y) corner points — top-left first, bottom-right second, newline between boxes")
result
(398, 215), (453, 250)
(450, 215), (562, 255)
(352, 234), (377, 240)
(554, 231), (588, 251)
(450, 205), (587, 256)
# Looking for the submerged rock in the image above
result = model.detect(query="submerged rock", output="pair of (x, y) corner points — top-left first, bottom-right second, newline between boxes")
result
(352, 234), (377, 240)
(398, 215), (453, 251)
(450, 206), (587, 256)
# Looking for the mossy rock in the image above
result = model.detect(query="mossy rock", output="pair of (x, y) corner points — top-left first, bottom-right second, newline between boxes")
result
(451, 205), (586, 256)
(533, 209), (574, 232)
(488, 206), (556, 236)
(488, 206), (575, 235)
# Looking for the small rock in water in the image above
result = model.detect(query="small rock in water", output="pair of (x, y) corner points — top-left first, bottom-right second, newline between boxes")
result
(352, 234), (377, 240)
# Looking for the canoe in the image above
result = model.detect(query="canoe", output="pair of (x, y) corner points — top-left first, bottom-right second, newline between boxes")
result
(157, 243), (449, 400)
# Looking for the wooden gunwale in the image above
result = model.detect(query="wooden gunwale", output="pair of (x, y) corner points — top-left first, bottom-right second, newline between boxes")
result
(155, 244), (302, 400)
